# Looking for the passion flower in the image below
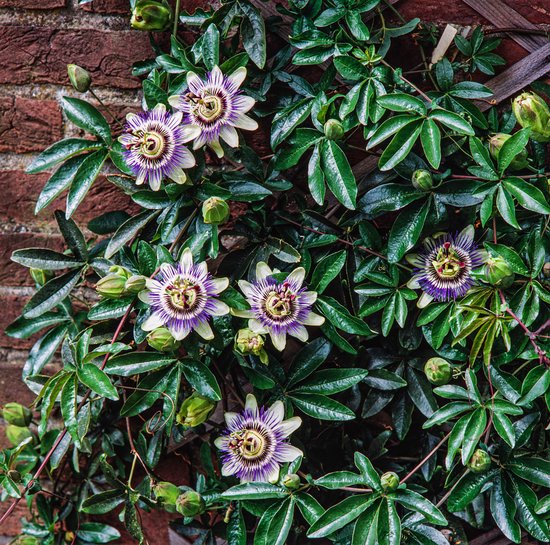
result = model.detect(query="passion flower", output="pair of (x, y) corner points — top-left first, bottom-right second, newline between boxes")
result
(234, 262), (324, 351)
(119, 104), (195, 191)
(139, 248), (229, 341)
(168, 66), (258, 157)
(407, 226), (484, 308)
(214, 394), (302, 483)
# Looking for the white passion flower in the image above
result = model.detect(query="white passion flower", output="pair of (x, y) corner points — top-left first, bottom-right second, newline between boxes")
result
(168, 66), (258, 158)
(215, 394), (302, 483)
(119, 103), (196, 191)
(234, 262), (325, 351)
(139, 248), (230, 340)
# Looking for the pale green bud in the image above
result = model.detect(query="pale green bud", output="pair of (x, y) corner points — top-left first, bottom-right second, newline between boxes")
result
(483, 256), (515, 288)
(29, 268), (53, 287)
(96, 273), (127, 299)
(154, 481), (180, 512)
(9, 537), (41, 545)
(424, 357), (451, 386)
(467, 449), (491, 473)
(3, 403), (32, 427)
(6, 425), (34, 446)
(235, 329), (268, 364)
(202, 197), (230, 225)
(131, 0), (172, 31)
(412, 169), (433, 191)
(512, 92), (550, 142)
(125, 274), (147, 293)
(488, 133), (528, 171)
(175, 490), (205, 517)
(282, 473), (301, 489)
(381, 471), (399, 492)
(324, 119), (345, 140)
(147, 327), (181, 352)
(67, 64), (92, 93)
(176, 392), (216, 428)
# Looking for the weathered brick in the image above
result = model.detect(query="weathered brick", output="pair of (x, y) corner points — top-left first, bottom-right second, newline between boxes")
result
(81, 0), (129, 14)
(398, 0), (482, 24)
(0, 98), (63, 154)
(0, 0), (65, 7)
(0, 27), (155, 89)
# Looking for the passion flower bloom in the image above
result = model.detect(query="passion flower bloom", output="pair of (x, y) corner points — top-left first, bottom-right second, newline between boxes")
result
(168, 66), (258, 157)
(234, 262), (325, 351)
(119, 103), (195, 191)
(407, 226), (484, 308)
(214, 394), (302, 483)
(139, 248), (229, 340)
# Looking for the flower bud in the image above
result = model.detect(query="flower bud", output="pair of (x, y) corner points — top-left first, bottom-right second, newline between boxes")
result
(202, 197), (230, 225)
(67, 64), (92, 93)
(131, 0), (172, 31)
(3, 403), (32, 427)
(125, 274), (147, 293)
(412, 169), (433, 191)
(29, 268), (53, 287)
(175, 490), (205, 517)
(176, 392), (216, 428)
(424, 357), (451, 386)
(467, 449), (491, 473)
(6, 425), (34, 446)
(154, 481), (180, 512)
(483, 256), (515, 288)
(380, 471), (399, 492)
(543, 262), (550, 278)
(488, 133), (528, 171)
(109, 265), (132, 279)
(324, 119), (345, 140)
(512, 92), (550, 143)
(9, 537), (41, 545)
(147, 327), (181, 352)
(235, 328), (268, 364)
(96, 273), (127, 299)
(282, 473), (301, 490)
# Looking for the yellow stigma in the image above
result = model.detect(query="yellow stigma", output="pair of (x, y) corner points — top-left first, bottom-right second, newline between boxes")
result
(229, 429), (266, 459)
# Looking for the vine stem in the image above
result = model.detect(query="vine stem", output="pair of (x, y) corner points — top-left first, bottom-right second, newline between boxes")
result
(381, 59), (432, 103)
(401, 432), (450, 484)
(173, 0), (181, 37)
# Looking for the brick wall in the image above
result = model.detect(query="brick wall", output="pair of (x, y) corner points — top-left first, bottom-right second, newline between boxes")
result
(0, 0), (546, 542)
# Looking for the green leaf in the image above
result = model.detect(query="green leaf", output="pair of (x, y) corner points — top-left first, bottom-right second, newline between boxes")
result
(496, 186), (520, 229)
(289, 393), (355, 421)
(263, 497), (295, 545)
(491, 474), (521, 543)
(321, 139), (357, 209)
(61, 97), (112, 143)
(387, 199), (429, 263)
(104, 352), (175, 376)
(317, 296), (373, 336)
(393, 489), (447, 525)
(311, 250), (346, 293)
(352, 505), (380, 545)
(377, 93), (427, 115)
(222, 483), (288, 500)
(378, 121), (422, 171)
(366, 115), (417, 149)
(333, 56), (369, 80)
(295, 493), (324, 525)
(510, 478), (550, 542)
(286, 337), (332, 388)
(239, 1), (266, 68)
(23, 269), (81, 319)
(294, 369), (368, 394)
(422, 401), (472, 428)
(271, 99), (312, 149)
(275, 128), (320, 170)
(508, 457), (550, 488)
(77, 523), (121, 543)
(105, 210), (159, 259)
(430, 108), (474, 135)
(420, 119), (441, 169)
(502, 177), (550, 214)
(88, 296), (134, 321)
(361, 183), (424, 215)
(484, 243), (529, 276)
(25, 325), (67, 378)
(12, 249), (83, 270)
(363, 369), (406, 390)
(55, 210), (88, 261)
(182, 359), (221, 401)
(81, 490), (125, 515)
(354, 452), (382, 491)
(461, 408), (487, 464)
(27, 138), (103, 174)
(202, 23), (219, 70)
(498, 128), (530, 174)
(518, 366), (550, 405)
(6, 312), (68, 339)
(314, 471), (366, 489)
(447, 469), (499, 512)
(78, 363), (119, 400)
(493, 412), (515, 447)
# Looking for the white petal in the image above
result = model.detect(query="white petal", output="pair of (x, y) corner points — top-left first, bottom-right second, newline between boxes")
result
(138, 290), (153, 304)
(220, 125), (239, 148)
(194, 320), (214, 340)
(169, 168), (188, 185)
(214, 436), (228, 449)
(278, 416), (302, 438)
(245, 393), (258, 412)
(238, 279), (255, 299)
(270, 330), (287, 351)
(224, 412), (239, 428)
(302, 312), (325, 326)
(136, 170), (147, 186)
(231, 308), (254, 319)
(221, 462), (237, 477)
(149, 171), (162, 191)
(459, 224), (475, 243)
(289, 324), (308, 342)
(186, 71), (201, 90)
(407, 276), (421, 289)
(256, 262), (272, 282)
(211, 277), (229, 294)
(300, 291), (317, 305)
(417, 292), (434, 309)
(208, 138), (224, 158)
(266, 465), (280, 484)
(142, 312), (165, 331)
(180, 248), (193, 270)
(210, 299), (230, 316)
(170, 326), (191, 341)
(152, 103), (166, 115)
(181, 124), (201, 143)
(235, 96), (255, 113)
(287, 267), (305, 289)
(233, 114), (258, 130)
(168, 95), (181, 109)
(196, 261), (208, 276)
(265, 400), (285, 425)
(276, 444), (303, 463)
(405, 253), (423, 267)
(249, 319), (267, 333)
(229, 66), (247, 88)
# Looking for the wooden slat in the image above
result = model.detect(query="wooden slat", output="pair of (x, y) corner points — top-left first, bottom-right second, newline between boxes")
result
(478, 42), (550, 110)
(461, 0), (547, 53)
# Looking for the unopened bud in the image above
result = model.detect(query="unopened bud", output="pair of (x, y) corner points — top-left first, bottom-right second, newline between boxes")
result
(412, 169), (433, 191)
(67, 64), (92, 93)
(175, 490), (205, 517)
(131, 0), (172, 31)
(424, 357), (451, 386)
(147, 327), (181, 352)
(324, 119), (345, 140)
(467, 449), (491, 473)
(235, 328), (268, 364)
(6, 425), (34, 447)
(125, 274), (147, 293)
(176, 392), (216, 428)
(380, 471), (399, 492)
(154, 481), (180, 512)
(483, 256), (515, 288)
(202, 197), (230, 225)
(488, 133), (528, 171)
(512, 92), (550, 143)
(282, 473), (301, 489)
(3, 403), (32, 427)
(30, 268), (53, 287)
(96, 273), (127, 299)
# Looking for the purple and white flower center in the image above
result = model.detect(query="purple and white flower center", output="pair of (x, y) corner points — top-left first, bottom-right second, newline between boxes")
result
(125, 125), (171, 162)
(429, 242), (470, 281)
(162, 275), (206, 316)
(229, 428), (269, 460)
(185, 91), (227, 125)
(262, 282), (297, 321)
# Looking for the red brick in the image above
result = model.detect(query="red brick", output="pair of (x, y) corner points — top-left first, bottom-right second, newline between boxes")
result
(0, 27), (156, 89)
(0, 98), (63, 154)
(0, 0), (65, 7)
(397, 0), (482, 24)
(81, 0), (129, 14)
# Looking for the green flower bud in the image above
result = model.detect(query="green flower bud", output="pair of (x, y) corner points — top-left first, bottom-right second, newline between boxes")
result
(96, 273), (127, 299)
(543, 262), (550, 278)
(235, 329), (268, 364)
(488, 133), (528, 170)
(412, 169), (433, 191)
(154, 481), (180, 512)
(67, 64), (92, 93)
(483, 256), (515, 288)
(147, 327), (181, 352)
(125, 274), (147, 293)
(202, 197), (230, 225)
(424, 357), (451, 386)
(324, 119), (345, 140)
(6, 425), (34, 446)
(512, 92), (550, 143)
(467, 449), (491, 473)
(29, 268), (53, 287)
(176, 392), (216, 428)
(380, 471), (399, 492)
(109, 265), (132, 279)
(175, 490), (205, 517)
(9, 537), (41, 545)
(282, 473), (301, 490)
(3, 403), (32, 427)
(131, 0), (172, 31)
(7, 469), (21, 483)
